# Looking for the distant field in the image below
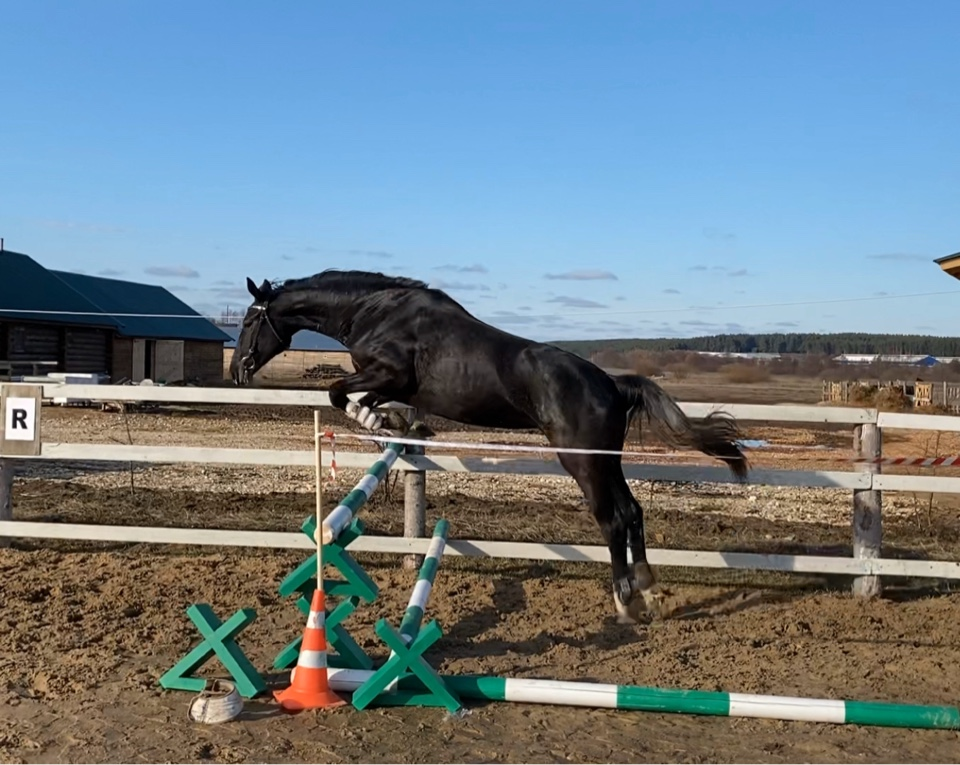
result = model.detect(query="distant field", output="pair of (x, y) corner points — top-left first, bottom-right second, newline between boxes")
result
(653, 372), (822, 405)
(257, 364), (825, 406)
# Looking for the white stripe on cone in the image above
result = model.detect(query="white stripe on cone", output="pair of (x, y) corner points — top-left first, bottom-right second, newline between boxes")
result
(297, 650), (328, 670)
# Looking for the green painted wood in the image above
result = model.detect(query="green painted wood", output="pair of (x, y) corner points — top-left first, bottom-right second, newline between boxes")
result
(441, 675), (507, 701)
(423, 676), (960, 731)
(844, 699), (960, 729)
(617, 686), (731, 716)
(274, 517), (377, 671)
(320, 442), (404, 538)
(350, 619), (461, 713)
(158, 604), (265, 699)
(279, 519), (376, 603)
(397, 518), (448, 642)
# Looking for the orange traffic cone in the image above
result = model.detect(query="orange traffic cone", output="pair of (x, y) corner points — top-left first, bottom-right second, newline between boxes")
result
(273, 588), (347, 711)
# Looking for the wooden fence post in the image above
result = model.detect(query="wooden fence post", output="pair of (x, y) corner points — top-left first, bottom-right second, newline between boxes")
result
(852, 423), (882, 597)
(402, 408), (427, 571)
(0, 459), (13, 549)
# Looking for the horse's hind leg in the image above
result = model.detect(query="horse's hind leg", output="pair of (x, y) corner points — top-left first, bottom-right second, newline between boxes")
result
(618, 481), (668, 618)
(558, 453), (644, 624)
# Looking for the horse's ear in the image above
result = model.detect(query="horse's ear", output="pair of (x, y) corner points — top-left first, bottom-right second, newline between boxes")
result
(246, 277), (262, 301)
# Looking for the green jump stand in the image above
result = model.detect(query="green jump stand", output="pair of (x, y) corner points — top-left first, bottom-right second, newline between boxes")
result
(273, 515), (379, 672)
(158, 603), (266, 699)
(350, 618), (461, 713)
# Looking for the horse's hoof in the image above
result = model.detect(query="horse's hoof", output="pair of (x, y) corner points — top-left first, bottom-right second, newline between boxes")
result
(409, 420), (436, 439)
(380, 411), (411, 434)
(612, 582), (644, 624)
(641, 584), (671, 619)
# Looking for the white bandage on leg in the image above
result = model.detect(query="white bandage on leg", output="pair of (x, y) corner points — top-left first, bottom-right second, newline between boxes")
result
(358, 406), (382, 430)
(345, 401), (382, 430)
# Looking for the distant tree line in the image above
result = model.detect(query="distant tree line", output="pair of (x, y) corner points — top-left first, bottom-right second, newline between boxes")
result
(551, 333), (960, 357)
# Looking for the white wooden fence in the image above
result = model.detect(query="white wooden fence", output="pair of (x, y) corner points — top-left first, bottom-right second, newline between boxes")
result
(2, 382), (960, 594)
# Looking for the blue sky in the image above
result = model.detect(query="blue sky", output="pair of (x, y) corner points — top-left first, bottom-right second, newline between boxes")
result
(2, 0), (959, 342)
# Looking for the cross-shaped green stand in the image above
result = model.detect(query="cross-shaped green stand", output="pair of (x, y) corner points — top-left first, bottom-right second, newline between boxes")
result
(350, 618), (462, 713)
(158, 604), (266, 699)
(273, 516), (379, 671)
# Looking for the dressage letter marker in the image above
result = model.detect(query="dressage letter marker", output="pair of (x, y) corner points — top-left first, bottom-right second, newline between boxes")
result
(0, 385), (42, 457)
(4, 399), (33, 440)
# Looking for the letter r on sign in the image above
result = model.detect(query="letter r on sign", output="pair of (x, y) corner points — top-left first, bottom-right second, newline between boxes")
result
(4, 397), (37, 442)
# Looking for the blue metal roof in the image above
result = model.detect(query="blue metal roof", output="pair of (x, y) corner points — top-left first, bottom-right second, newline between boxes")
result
(51, 270), (232, 343)
(0, 250), (120, 329)
(0, 248), (231, 342)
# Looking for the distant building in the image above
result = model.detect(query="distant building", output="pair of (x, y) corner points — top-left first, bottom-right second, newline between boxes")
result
(692, 351), (782, 362)
(832, 353), (959, 367)
(935, 250), (960, 280)
(0, 246), (231, 384)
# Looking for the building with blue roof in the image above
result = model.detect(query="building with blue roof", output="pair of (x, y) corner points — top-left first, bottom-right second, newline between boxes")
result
(1, 245), (231, 384)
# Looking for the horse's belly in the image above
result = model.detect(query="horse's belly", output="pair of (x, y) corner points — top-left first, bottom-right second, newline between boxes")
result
(410, 392), (537, 430)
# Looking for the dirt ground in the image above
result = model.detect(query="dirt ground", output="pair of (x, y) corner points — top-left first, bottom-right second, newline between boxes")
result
(1, 544), (959, 764)
(3, 377), (960, 763)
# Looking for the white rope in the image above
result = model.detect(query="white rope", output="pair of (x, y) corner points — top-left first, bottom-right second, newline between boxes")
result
(335, 431), (924, 464)
(335, 431), (756, 460)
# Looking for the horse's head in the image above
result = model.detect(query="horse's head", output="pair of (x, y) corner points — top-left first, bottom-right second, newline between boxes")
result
(230, 277), (294, 386)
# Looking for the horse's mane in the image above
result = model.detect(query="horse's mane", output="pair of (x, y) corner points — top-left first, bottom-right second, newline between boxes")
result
(270, 268), (475, 317)
(274, 269), (429, 294)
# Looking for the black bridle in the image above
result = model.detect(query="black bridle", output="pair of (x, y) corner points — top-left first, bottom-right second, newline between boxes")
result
(239, 302), (287, 371)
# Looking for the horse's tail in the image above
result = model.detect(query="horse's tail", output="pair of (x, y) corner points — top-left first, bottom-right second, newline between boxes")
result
(612, 374), (749, 481)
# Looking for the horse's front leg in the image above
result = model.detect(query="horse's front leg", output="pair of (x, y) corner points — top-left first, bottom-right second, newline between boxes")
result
(328, 369), (403, 432)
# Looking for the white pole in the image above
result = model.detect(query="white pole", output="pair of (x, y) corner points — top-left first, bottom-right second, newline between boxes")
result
(315, 410), (323, 582)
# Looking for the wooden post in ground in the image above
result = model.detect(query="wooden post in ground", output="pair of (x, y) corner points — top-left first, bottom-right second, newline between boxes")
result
(0, 459), (12, 549)
(402, 408), (427, 571)
(852, 423), (882, 597)
(1, 383), (44, 550)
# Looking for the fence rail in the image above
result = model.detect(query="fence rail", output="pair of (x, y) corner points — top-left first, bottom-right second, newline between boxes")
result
(32, 442), (869, 488)
(2, 381), (960, 593)
(36, 382), (877, 422)
(2, 520), (958, 580)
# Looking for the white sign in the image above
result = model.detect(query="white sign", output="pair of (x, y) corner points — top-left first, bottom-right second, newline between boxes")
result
(4, 396), (37, 441)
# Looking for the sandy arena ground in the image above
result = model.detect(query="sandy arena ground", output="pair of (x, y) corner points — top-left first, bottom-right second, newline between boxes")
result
(2, 396), (960, 763)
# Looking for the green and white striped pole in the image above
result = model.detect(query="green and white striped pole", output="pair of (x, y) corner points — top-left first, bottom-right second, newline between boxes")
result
(325, 670), (960, 730)
(385, 518), (449, 692)
(397, 519), (448, 643)
(320, 442), (403, 544)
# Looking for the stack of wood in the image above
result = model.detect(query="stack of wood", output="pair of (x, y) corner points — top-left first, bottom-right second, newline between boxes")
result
(302, 363), (348, 380)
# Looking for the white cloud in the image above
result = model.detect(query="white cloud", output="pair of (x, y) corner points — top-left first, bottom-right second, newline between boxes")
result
(544, 269), (618, 281)
(145, 265), (200, 279)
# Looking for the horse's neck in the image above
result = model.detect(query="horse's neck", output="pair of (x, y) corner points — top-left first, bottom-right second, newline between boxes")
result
(278, 289), (364, 343)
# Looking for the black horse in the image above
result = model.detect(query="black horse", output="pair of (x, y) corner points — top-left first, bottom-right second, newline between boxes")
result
(230, 269), (749, 624)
